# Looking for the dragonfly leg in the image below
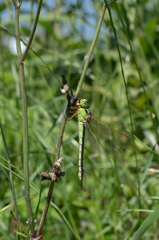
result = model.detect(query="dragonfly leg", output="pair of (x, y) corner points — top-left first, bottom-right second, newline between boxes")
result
(68, 111), (78, 120)
(65, 105), (80, 121)
(69, 106), (78, 110)
(65, 111), (78, 121)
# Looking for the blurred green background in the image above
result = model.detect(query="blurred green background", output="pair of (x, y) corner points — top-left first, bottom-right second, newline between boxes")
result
(0, 0), (159, 239)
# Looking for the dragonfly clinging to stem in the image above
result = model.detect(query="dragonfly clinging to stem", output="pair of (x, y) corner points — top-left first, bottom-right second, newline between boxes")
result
(67, 98), (135, 188)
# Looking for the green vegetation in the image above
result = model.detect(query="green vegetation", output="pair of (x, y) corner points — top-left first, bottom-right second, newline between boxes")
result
(0, 1), (159, 239)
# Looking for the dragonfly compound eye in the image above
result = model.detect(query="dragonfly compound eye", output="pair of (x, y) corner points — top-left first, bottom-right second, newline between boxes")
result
(82, 99), (89, 107)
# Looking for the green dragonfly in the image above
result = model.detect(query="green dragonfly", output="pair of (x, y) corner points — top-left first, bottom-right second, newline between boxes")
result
(68, 98), (134, 188)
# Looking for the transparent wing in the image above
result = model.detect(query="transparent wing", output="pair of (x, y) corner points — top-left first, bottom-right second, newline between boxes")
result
(87, 116), (111, 141)
(85, 121), (98, 151)
(86, 115), (135, 183)
(88, 115), (135, 152)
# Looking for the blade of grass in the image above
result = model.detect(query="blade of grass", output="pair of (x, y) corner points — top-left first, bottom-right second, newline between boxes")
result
(0, 123), (19, 239)
(104, 0), (141, 217)
(131, 208), (159, 240)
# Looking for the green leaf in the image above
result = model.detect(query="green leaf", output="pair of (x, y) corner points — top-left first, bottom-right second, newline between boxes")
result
(131, 208), (159, 240)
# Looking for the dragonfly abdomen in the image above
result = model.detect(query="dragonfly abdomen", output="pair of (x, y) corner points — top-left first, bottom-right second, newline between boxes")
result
(78, 120), (86, 186)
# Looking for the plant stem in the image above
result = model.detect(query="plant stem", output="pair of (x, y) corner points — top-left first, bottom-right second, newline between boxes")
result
(75, 4), (107, 99)
(37, 117), (67, 236)
(13, 1), (35, 237)
(21, 0), (43, 62)
(37, 181), (55, 237)
(55, 117), (67, 161)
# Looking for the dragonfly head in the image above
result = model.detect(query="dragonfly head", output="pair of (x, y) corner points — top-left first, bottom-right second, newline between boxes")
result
(75, 98), (89, 108)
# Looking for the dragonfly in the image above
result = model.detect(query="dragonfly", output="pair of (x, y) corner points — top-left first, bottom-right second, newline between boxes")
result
(67, 98), (134, 188)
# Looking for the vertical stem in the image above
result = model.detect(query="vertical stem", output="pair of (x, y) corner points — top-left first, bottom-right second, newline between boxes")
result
(14, 2), (35, 237)
(75, 4), (107, 99)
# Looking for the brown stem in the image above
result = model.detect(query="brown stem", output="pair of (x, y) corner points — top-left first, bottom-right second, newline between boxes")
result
(37, 158), (64, 237)
(36, 181), (54, 237)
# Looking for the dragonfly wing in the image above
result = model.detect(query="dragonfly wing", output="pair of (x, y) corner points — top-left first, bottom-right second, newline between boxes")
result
(87, 115), (135, 184)
(102, 139), (125, 183)
(88, 116), (111, 141)
(86, 115), (124, 162)
(87, 115), (124, 158)
(106, 128), (135, 151)
(89, 116), (135, 151)
(99, 137), (124, 161)
(86, 121), (98, 151)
